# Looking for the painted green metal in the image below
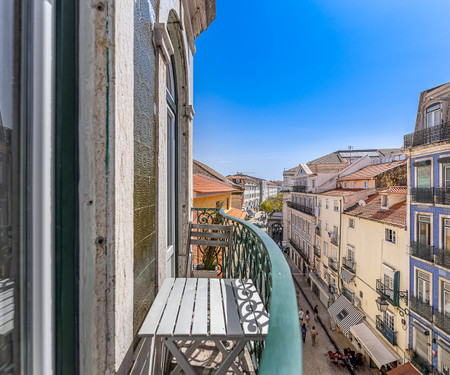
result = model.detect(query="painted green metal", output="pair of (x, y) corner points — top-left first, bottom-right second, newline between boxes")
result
(192, 208), (302, 374)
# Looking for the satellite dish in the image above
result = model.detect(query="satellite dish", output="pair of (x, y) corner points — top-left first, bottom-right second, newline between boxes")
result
(358, 200), (366, 207)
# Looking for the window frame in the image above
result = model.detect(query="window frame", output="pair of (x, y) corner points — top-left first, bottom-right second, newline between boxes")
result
(385, 228), (396, 244)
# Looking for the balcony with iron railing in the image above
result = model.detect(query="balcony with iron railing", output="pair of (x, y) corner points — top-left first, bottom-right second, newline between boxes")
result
(376, 316), (397, 346)
(293, 186), (307, 193)
(330, 233), (339, 246)
(287, 201), (314, 216)
(411, 188), (434, 204)
(410, 295), (433, 322)
(314, 246), (321, 258)
(435, 187), (450, 205)
(342, 257), (356, 273)
(435, 247), (450, 269)
(192, 208), (302, 374)
(376, 279), (397, 306)
(328, 257), (338, 272)
(404, 121), (450, 148)
(315, 226), (321, 236)
(342, 287), (353, 302)
(434, 310), (450, 335)
(410, 241), (434, 263)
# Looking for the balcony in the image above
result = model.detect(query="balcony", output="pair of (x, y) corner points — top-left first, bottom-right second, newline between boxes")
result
(191, 208), (302, 374)
(328, 257), (338, 272)
(314, 246), (321, 257)
(342, 257), (356, 273)
(410, 295), (433, 322)
(293, 186), (307, 193)
(435, 187), (450, 205)
(315, 226), (321, 236)
(289, 239), (309, 265)
(287, 201), (314, 216)
(342, 287), (353, 302)
(434, 310), (450, 335)
(435, 247), (450, 269)
(411, 188), (434, 204)
(376, 316), (397, 346)
(330, 234), (338, 246)
(404, 121), (450, 148)
(410, 241), (434, 263)
(376, 279), (397, 306)
(410, 353), (433, 375)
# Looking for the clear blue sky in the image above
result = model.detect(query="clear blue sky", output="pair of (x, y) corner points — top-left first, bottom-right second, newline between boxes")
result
(193, 0), (450, 181)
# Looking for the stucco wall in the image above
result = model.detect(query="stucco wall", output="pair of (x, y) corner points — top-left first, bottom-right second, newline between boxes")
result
(193, 193), (232, 209)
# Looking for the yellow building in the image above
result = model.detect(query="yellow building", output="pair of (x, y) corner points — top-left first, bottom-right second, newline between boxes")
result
(193, 174), (237, 210)
(341, 186), (409, 370)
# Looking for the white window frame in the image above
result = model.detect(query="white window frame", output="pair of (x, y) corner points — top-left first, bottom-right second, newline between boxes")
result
(385, 228), (396, 244)
(383, 310), (395, 331)
(416, 269), (431, 305)
(349, 218), (355, 228)
(426, 102), (441, 128)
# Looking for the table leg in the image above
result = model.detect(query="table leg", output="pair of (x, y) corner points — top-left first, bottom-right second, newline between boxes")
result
(213, 340), (243, 375)
(170, 340), (202, 375)
(215, 341), (247, 375)
(164, 339), (197, 375)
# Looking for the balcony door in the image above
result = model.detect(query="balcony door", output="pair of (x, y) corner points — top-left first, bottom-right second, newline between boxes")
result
(418, 215), (431, 245)
(426, 103), (441, 128)
(416, 270), (430, 304)
(414, 327), (429, 362)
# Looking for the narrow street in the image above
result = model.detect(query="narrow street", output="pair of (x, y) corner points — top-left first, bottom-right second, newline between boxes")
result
(285, 256), (378, 375)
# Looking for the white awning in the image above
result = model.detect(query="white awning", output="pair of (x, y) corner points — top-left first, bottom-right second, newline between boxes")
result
(340, 268), (354, 283)
(328, 295), (364, 335)
(350, 322), (398, 368)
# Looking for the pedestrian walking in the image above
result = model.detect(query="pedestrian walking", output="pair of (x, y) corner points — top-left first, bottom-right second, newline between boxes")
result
(296, 291), (300, 306)
(305, 310), (310, 326)
(301, 323), (307, 343)
(299, 308), (305, 324)
(313, 305), (319, 321)
(310, 325), (318, 346)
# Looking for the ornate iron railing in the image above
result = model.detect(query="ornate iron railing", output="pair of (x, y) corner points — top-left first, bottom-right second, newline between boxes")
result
(287, 201), (314, 216)
(435, 247), (450, 269)
(410, 241), (434, 263)
(410, 353), (433, 374)
(435, 187), (450, 205)
(342, 257), (356, 273)
(376, 316), (397, 346)
(328, 257), (338, 272)
(411, 188), (434, 204)
(376, 279), (396, 306)
(330, 235), (338, 246)
(293, 186), (307, 193)
(434, 310), (450, 335)
(194, 208), (302, 374)
(314, 245), (321, 257)
(410, 295), (433, 322)
(404, 121), (450, 148)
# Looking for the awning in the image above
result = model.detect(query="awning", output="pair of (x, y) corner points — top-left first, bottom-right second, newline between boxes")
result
(438, 156), (450, 164)
(387, 362), (420, 375)
(350, 322), (398, 368)
(340, 268), (354, 283)
(328, 295), (364, 335)
(309, 272), (333, 300)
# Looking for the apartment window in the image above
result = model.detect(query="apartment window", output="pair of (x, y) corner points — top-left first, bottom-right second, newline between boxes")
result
(316, 262), (321, 277)
(332, 249), (338, 262)
(307, 222), (311, 235)
(383, 310), (395, 331)
(349, 182), (354, 188)
(347, 248), (355, 262)
(426, 102), (441, 128)
(444, 163), (450, 188)
(440, 347), (450, 375)
(363, 181), (368, 188)
(444, 218), (450, 251)
(384, 272), (395, 301)
(325, 199), (329, 209)
(349, 218), (355, 228)
(385, 228), (396, 244)
(418, 215), (431, 245)
(312, 180), (316, 188)
(416, 270), (431, 304)
(334, 200), (339, 212)
(333, 225), (338, 238)
(414, 326), (430, 362)
(344, 182), (347, 188)
(441, 281), (450, 316)
(323, 242), (328, 257)
(318, 199), (322, 207)
(417, 164), (431, 188)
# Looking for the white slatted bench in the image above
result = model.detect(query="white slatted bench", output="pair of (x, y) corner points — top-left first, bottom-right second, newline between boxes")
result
(138, 278), (269, 375)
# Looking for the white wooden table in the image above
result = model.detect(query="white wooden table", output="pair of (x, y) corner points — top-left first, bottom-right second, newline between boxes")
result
(138, 278), (269, 375)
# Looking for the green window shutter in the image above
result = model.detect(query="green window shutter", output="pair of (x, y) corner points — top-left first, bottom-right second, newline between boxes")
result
(393, 271), (400, 306)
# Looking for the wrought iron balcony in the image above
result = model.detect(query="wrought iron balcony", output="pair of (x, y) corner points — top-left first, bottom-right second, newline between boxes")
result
(435, 247), (450, 269)
(330, 234), (338, 246)
(328, 257), (338, 272)
(410, 295), (433, 322)
(410, 353), (433, 375)
(376, 316), (397, 346)
(289, 239), (309, 265)
(404, 121), (450, 148)
(435, 187), (450, 205)
(410, 241), (434, 263)
(293, 186), (307, 193)
(342, 257), (356, 273)
(411, 188), (434, 204)
(314, 246), (321, 257)
(376, 279), (397, 306)
(434, 310), (450, 335)
(315, 226), (321, 236)
(342, 287), (353, 302)
(287, 201), (314, 216)
(193, 208), (302, 374)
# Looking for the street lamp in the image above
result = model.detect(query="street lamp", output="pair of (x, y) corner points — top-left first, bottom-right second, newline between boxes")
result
(376, 296), (389, 313)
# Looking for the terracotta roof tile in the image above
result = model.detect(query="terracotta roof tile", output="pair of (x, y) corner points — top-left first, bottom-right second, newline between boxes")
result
(344, 193), (406, 228)
(387, 362), (420, 375)
(193, 174), (237, 194)
(378, 186), (407, 194)
(225, 208), (247, 220)
(338, 161), (405, 182)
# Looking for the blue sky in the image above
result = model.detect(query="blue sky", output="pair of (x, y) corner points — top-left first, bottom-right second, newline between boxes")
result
(193, 0), (450, 181)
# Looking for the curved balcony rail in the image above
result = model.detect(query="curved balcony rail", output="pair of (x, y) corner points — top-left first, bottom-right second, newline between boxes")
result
(376, 316), (397, 346)
(435, 247), (450, 269)
(287, 201), (314, 217)
(434, 310), (450, 335)
(410, 241), (434, 263)
(342, 257), (356, 273)
(404, 121), (450, 148)
(411, 188), (434, 204)
(410, 295), (433, 322)
(193, 208), (302, 374)
(435, 187), (450, 205)
(328, 257), (338, 272)
(376, 279), (396, 306)
(293, 186), (307, 193)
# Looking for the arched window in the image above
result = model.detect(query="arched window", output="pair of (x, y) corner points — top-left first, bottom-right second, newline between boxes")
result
(166, 57), (177, 277)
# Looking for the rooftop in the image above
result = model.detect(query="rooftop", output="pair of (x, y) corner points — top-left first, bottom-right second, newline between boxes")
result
(308, 148), (400, 165)
(225, 207), (247, 220)
(344, 193), (406, 228)
(194, 160), (237, 187)
(337, 161), (405, 182)
(193, 174), (238, 194)
(378, 186), (407, 195)
(319, 188), (365, 196)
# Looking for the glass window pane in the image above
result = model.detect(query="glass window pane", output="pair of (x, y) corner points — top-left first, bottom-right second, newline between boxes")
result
(417, 165), (431, 188)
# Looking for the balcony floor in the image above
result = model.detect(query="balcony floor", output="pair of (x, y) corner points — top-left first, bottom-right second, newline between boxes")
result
(167, 340), (255, 374)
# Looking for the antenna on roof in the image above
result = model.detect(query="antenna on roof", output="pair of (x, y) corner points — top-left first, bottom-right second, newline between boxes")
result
(348, 145), (353, 164)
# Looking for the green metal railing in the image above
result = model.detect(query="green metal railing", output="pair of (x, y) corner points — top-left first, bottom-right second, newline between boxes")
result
(192, 208), (302, 374)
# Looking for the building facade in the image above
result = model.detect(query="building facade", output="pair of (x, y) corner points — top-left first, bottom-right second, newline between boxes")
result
(404, 83), (450, 375)
(228, 174), (261, 212)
